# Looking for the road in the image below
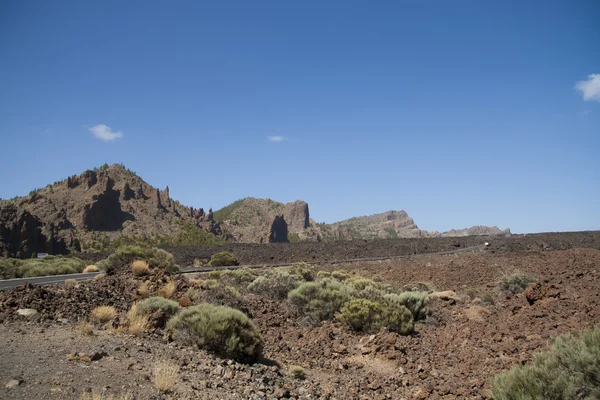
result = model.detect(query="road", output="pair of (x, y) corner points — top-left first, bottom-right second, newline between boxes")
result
(0, 245), (485, 291)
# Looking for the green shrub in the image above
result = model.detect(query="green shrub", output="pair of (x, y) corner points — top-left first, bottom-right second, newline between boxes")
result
(187, 283), (244, 311)
(331, 270), (351, 281)
(381, 302), (414, 335)
(133, 296), (181, 317)
(219, 268), (257, 285)
(166, 303), (263, 362)
(383, 292), (428, 321)
(0, 256), (87, 279)
(490, 326), (600, 400)
(248, 270), (299, 300)
(337, 299), (384, 332)
(288, 278), (355, 321)
(499, 272), (535, 295)
(356, 284), (387, 301)
(207, 252), (239, 267)
(285, 262), (315, 282)
(346, 277), (379, 291)
(100, 246), (178, 275)
(316, 271), (331, 279)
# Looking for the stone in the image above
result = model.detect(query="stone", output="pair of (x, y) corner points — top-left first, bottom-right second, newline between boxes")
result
(5, 379), (22, 389)
(16, 308), (38, 317)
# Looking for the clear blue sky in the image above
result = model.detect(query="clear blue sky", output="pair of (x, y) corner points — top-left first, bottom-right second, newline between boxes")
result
(1, 1), (599, 234)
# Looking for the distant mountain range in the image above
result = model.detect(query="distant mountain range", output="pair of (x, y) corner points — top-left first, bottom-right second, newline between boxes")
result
(0, 164), (509, 257)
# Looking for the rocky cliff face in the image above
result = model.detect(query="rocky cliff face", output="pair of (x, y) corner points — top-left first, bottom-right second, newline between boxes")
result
(0, 164), (221, 257)
(442, 226), (511, 237)
(215, 198), (320, 244)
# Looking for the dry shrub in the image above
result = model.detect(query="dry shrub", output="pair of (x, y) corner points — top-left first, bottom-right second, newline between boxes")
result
(94, 273), (106, 280)
(127, 313), (149, 336)
(131, 260), (150, 276)
(289, 365), (306, 380)
(157, 280), (177, 298)
(152, 360), (179, 393)
(83, 265), (99, 273)
(78, 321), (94, 336)
(178, 296), (192, 307)
(89, 306), (117, 324)
(65, 279), (78, 287)
(137, 282), (150, 298)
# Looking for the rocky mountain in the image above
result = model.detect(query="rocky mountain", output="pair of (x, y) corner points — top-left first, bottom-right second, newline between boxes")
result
(0, 164), (222, 257)
(318, 210), (510, 241)
(214, 198), (321, 244)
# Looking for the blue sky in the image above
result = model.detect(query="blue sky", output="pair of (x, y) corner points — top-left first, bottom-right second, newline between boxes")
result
(1, 1), (598, 233)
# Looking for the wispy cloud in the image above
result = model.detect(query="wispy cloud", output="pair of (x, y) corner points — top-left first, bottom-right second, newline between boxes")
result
(89, 124), (124, 141)
(267, 136), (285, 142)
(575, 74), (600, 101)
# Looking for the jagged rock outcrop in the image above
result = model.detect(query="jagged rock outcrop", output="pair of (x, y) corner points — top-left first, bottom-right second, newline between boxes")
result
(215, 198), (318, 243)
(442, 226), (511, 237)
(0, 164), (222, 257)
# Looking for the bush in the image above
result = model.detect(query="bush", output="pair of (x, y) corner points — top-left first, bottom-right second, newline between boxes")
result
(157, 280), (177, 298)
(337, 298), (414, 335)
(89, 306), (117, 324)
(131, 260), (149, 276)
(248, 270), (299, 300)
(289, 365), (306, 380)
(83, 265), (99, 273)
(337, 299), (384, 332)
(288, 278), (355, 321)
(132, 296), (181, 317)
(286, 262), (315, 281)
(345, 277), (379, 291)
(219, 268), (257, 285)
(0, 256), (87, 279)
(490, 326), (600, 400)
(100, 246), (178, 275)
(500, 272), (535, 295)
(152, 360), (179, 393)
(383, 292), (428, 321)
(331, 270), (351, 281)
(316, 271), (331, 279)
(166, 303), (263, 362)
(207, 251), (239, 267)
(186, 284), (244, 311)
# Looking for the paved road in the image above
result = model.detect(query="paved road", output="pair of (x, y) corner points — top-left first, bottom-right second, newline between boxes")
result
(0, 245), (485, 291)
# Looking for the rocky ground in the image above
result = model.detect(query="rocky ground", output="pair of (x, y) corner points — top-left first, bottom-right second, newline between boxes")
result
(1, 235), (599, 399)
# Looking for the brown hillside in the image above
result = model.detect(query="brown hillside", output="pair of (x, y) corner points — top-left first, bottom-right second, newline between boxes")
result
(0, 164), (221, 257)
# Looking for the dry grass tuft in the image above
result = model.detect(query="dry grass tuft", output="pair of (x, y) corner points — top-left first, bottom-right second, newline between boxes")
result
(89, 306), (117, 324)
(289, 365), (306, 380)
(83, 265), (100, 273)
(178, 296), (192, 307)
(78, 321), (94, 336)
(137, 282), (150, 298)
(94, 273), (106, 280)
(157, 280), (177, 298)
(131, 260), (150, 276)
(65, 279), (78, 287)
(152, 360), (179, 393)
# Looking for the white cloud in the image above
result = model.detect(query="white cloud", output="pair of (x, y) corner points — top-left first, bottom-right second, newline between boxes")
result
(575, 74), (600, 101)
(89, 124), (124, 141)
(267, 136), (285, 142)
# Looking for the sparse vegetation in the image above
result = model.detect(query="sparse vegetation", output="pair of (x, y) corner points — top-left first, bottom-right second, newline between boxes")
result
(64, 279), (78, 286)
(186, 283), (244, 310)
(99, 245), (177, 275)
(383, 291), (429, 321)
(89, 306), (117, 324)
(219, 268), (258, 285)
(137, 282), (150, 298)
(94, 273), (106, 280)
(207, 251), (239, 267)
(0, 256), (87, 280)
(499, 272), (535, 295)
(132, 296), (181, 318)
(212, 199), (246, 222)
(152, 360), (179, 393)
(167, 303), (263, 362)
(288, 278), (355, 321)
(80, 390), (132, 400)
(131, 260), (150, 276)
(490, 326), (600, 400)
(248, 270), (299, 299)
(77, 321), (95, 336)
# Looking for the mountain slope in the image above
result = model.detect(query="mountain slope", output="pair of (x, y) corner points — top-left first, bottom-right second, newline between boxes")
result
(0, 164), (222, 257)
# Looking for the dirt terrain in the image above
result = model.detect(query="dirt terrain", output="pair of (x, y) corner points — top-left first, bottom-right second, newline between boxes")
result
(1, 232), (599, 399)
